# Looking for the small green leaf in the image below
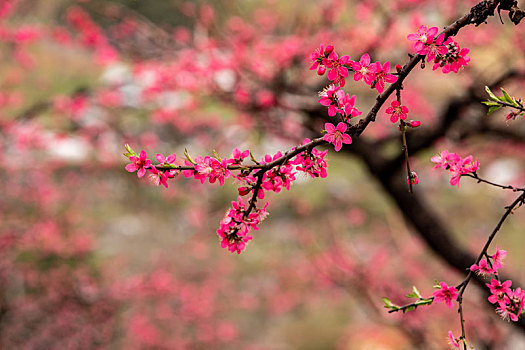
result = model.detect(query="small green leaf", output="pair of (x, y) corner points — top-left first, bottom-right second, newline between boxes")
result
(184, 148), (196, 165)
(404, 306), (416, 313)
(250, 151), (259, 164)
(212, 149), (222, 161)
(488, 105), (502, 115)
(123, 144), (137, 157)
(382, 297), (398, 309)
(412, 286), (422, 299)
(501, 88), (519, 107)
(382, 297), (393, 307)
(485, 86), (499, 101)
(481, 101), (501, 107)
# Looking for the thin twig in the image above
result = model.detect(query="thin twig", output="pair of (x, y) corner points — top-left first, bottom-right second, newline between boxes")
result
(463, 172), (525, 191)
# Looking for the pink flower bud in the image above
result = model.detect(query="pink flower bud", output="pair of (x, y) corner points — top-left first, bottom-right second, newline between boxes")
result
(317, 65), (326, 75)
(238, 186), (250, 196)
(408, 171), (419, 185)
(408, 120), (421, 127)
(395, 64), (402, 72)
(324, 45), (334, 55)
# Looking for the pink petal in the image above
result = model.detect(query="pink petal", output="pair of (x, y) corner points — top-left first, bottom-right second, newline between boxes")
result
(318, 97), (332, 106)
(125, 163), (139, 172)
(385, 75), (398, 83)
(369, 62), (381, 73)
(360, 53), (370, 66)
(328, 68), (337, 80)
(336, 122), (347, 132)
(340, 55), (351, 64)
(437, 46), (448, 55)
(435, 33), (445, 45)
(341, 134), (352, 144)
(325, 123), (335, 133)
(334, 140), (343, 151)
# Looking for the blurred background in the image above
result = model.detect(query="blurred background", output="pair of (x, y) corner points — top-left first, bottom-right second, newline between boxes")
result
(1, 0), (525, 348)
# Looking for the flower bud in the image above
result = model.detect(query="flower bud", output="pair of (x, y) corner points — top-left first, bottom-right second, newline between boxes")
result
(324, 45), (334, 55)
(408, 171), (419, 185)
(238, 186), (250, 196)
(395, 64), (402, 73)
(317, 65), (326, 75)
(408, 120), (421, 128)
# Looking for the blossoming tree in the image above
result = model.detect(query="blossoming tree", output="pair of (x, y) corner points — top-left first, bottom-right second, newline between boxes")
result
(2, 0), (525, 348)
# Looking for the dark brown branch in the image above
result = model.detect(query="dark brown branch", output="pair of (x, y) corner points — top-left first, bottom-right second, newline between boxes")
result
(462, 173), (525, 191)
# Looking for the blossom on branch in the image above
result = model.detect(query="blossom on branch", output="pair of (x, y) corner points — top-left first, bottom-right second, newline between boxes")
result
(431, 151), (479, 186)
(408, 25), (470, 73)
(156, 153), (177, 166)
(432, 282), (458, 308)
(352, 53), (376, 85)
(385, 100), (408, 123)
(370, 61), (397, 94)
(318, 84), (341, 117)
(292, 139), (328, 179)
(125, 150), (151, 178)
(492, 245), (507, 269)
(433, 38), (470, 74)
(217, 197), (269, 254)
(407, 26), (439, 52)
(470, 258), (496, 276)
(323, 122), (352, 152)
(447, 331), (460, 349)
(487, 279), (512, 308)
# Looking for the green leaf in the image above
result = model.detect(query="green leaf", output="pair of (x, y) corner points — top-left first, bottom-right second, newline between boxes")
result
(404, 306), (416, 313)
(485, 86), (499, 101)
(501, 88), (519, 107)
(123, 144), (137, 157)
(412, 286), (422, 299)
(481, 101), (501, 107)
(382, 297), (398, 310)
(488, 105), (502, 115)
(212, 149), (222, 161)
(382, 297), (393, 307)
(184, 148), (196, 165)
(250, 151), (259, 164)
